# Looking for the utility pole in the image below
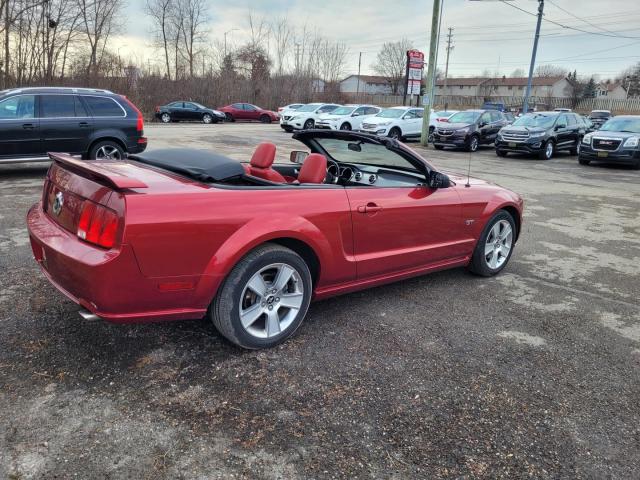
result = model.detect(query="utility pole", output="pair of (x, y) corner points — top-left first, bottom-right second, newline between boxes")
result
(443, 27), (454, 110)
(420, 0), (442, 146)
(356, 52), (362, 102)
(523, 0), (544, 114)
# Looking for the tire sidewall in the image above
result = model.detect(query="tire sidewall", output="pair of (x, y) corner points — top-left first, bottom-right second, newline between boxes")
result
(203, 113), (212, 124)
(340, 122), (351, 131)
(304, 119), (314, 129)
(468, 135), (479, 152)
(213, 246), (312, 349)
(541, 140), (554, 160)
(161, 113), (171, 123)
(389, 127), (401, 139)
(260, 114), (271, 124)
(469, 210), (516, 276)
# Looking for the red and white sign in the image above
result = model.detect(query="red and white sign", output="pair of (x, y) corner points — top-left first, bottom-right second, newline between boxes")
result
(407, 49), (425, 69)
(406, 50), (425, 95)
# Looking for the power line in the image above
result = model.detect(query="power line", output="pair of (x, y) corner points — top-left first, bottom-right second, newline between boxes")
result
(546, 0), (622, 36)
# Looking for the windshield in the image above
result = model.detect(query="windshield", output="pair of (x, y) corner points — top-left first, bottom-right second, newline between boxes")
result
(590, 111), (611, 119)
(376, 108), (406, 119)
(448, 111), (481, 124)
(599, 117), (640, 133)
(435, 110), (453, 117)
(315, 138), (418, 172)
(512, 114), (556, 129)
(297, 104), (323, 112)
(330, 107), (356, 115)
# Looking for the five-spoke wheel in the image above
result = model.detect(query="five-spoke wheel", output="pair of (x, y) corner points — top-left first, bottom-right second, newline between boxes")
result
(468, 210), (516, 276)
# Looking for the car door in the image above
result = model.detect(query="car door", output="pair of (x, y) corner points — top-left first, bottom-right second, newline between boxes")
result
(403, 108), (424, 136)
(554, 114), (572, 148)
(39, 94), (94, 154)
(349, 106), (369, 129)
(488, 111), (505, 143)
(0, 94), (41, 157)
(240, 104), (258, 120)
(477, 112), (494, 144)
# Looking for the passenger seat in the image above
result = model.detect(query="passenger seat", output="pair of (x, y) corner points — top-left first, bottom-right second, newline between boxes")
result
(244, 142), (287, 183)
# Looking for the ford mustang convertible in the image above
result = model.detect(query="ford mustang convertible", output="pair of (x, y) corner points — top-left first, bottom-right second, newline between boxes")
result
(27, 130), (523, 349)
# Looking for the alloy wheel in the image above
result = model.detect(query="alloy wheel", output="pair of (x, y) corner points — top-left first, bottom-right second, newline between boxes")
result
(95, 145), (122, 160)
(340, 123), (351, 131)
(470, 136), (479, 152)
(484, 220), (513, 270)
(161, 113), (170, 123)
(239, 263), (304, 339)
(203, 114), (212, 124)
(545, 141), (554, 159)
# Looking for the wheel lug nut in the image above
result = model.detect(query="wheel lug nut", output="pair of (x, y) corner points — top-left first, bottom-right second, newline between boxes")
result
(268, 305), (273, 310)
(275, 297), (280, 302)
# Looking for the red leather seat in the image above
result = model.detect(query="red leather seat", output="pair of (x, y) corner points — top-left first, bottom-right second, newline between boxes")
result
(244, 142), (286, 183)
(297, 153), (327, 184)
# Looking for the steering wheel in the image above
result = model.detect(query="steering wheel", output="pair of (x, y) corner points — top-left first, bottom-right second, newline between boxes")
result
(325, 158), (341, 184)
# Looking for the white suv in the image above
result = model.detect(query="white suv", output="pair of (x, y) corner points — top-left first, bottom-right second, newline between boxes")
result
(360, 106), (424, 140)
(281, 103), (341, 131)
(316, 105), (382, 131)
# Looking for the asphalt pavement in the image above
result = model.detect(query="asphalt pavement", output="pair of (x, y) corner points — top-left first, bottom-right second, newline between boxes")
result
(1, 122), (639, 479)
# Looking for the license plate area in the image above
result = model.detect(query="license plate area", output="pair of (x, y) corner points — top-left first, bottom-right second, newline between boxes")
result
(597, 151), (608, 158)
(508, 142), (517, 148)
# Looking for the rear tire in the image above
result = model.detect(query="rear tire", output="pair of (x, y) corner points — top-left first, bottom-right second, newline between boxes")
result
(428, 126), (435, 143)
(89, 140), (125, 160)
(210, 243), (312, 349)
(468, 210), (516, 277)
(570, 138), (581, 155)
(260, 114), (272, 124)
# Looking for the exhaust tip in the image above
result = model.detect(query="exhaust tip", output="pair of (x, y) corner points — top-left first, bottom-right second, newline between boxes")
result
(78, 309), (100, 321)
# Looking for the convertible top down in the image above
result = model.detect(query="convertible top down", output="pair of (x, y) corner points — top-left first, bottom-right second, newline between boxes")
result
(27, 130), (523, 349)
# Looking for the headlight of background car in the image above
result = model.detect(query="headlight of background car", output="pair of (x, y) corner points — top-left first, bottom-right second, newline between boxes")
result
(455, 127), (470, 134)
(377, 121), (392, 126)
(582, 134), (592, 144)
(623, 137), (639, 148)
(529, 131), (545, 138)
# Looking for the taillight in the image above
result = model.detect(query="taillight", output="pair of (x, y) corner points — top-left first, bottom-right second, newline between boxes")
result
(121, 95), (144, 133)
(77, 201), (119, 248)
(439, 118), (448, 122)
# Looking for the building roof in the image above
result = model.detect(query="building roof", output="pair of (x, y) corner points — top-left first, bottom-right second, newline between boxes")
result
(436, 77), (489, 86)
(487, 76), (565, 86)
(598, 82), (622, 92)
(341, 74), (392, 85)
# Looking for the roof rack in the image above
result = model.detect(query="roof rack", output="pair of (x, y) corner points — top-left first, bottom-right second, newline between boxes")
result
(5, 87), (114, 95)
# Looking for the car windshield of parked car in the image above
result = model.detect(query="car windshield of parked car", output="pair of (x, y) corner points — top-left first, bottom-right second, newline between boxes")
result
(447, 111), (481, 124)
(590, 111), (611, 118)
(315, 138), (418, 172)
(376, 109), (406, 119)
(331, 106), (356, 115)
(435, 110), (453, 117)
(512, 114), (556, 128)
(296, 104), (322, 112)
(598, 117), (640, 133)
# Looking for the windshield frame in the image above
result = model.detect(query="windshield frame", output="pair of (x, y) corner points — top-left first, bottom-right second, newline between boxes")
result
(447, 111), (481, 124)
(376, 108), (407, 119)
(330, 106), (357, 116)
(512, 113), (557, 129)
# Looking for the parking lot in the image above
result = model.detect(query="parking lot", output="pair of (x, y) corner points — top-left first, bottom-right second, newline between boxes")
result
(1, 122), (639, 479)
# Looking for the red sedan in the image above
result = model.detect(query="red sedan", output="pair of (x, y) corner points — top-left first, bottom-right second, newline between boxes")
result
(27, 130), (523, 349)
(218, 103), (279, 123)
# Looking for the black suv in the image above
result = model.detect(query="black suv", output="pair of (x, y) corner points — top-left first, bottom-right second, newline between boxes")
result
(588, 110), (613, 129)
(578, 115), (640, 169)
(495, 111), (585, 160)
(154, 101), (225, 124)
(0, 87), (146, 163)
(432, 109), (508, 152)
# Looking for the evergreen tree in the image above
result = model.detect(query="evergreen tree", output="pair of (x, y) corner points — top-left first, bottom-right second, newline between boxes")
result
(583, 77), (597, 98)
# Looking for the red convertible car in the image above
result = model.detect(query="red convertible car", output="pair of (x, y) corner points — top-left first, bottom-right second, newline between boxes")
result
(27, 130), (523, 349)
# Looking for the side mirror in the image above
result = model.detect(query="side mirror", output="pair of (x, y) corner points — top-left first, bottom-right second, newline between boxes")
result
(555, 124), (564, 131)
(290, 150), (308, 164)
(428, 171), (450, 189)
(479, 121), (487, 127)
(352, 112), (360, 117)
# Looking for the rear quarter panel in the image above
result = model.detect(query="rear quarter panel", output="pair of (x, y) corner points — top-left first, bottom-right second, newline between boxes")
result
(125, 186), (355, 308)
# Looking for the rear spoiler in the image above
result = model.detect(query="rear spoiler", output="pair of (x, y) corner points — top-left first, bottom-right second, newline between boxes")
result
(49, 153), (148, 189)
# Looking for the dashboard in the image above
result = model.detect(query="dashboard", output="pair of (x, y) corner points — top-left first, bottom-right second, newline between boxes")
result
(326, 162), (426, 187)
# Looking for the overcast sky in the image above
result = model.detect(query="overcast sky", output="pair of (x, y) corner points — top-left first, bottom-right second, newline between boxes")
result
(115, 0), (640, 80)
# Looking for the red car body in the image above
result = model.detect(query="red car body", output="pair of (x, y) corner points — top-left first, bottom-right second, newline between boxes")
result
(218, 103), (279, 122)
(27, 131), (523, 339)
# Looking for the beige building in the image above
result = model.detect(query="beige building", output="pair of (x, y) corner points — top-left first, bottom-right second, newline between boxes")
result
(435, 77), (489, 97)
(596, 82), (628, 100)
(436, 76), (575, 98)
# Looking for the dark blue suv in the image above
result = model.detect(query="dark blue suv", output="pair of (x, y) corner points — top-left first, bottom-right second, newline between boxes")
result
(0, 87), (147, 164)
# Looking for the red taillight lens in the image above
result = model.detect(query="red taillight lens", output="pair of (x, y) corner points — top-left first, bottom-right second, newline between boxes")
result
(439, 118), (448, 122)
(77, 201), (119, 249)
(121, 95), (144, 133)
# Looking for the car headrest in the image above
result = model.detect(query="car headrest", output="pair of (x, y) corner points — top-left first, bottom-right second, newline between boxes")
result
(298, 153), (327, 184)
(250, 142), (276, 169)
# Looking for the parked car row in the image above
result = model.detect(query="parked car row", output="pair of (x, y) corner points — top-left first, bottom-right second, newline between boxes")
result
(154, 101), (279, 124)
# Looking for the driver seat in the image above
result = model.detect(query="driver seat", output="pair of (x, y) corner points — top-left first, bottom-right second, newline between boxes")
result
(297, 153), (327, 184)
(244, 142), (287, 183)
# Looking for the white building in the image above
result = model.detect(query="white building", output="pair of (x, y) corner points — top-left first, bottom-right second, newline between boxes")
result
(596, 82), (627, 100)
(435, 77), (489, 97)
(339, 75), (396, 94)
(436, 76), (575, 98)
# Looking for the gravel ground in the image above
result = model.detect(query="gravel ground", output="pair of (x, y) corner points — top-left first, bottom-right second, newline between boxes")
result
(1, 122), (639, 479)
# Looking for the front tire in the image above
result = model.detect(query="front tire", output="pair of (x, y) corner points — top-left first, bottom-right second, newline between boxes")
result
(428, 126), (435, 142)
(468, 210), (516, 277)
(466, 135), (479, 152)
(303, 119), (314, 130)
(434, 144), (444, 150)
(496, 149), (508, 157)
(210, 244), (312, 349)
(260, 114), (272, 124)
(539, 140), (554, 160)
(578, 157), (591, 166)
(225, 113), (235, 122)
(388, 127), (401, 140)
(202, 113), (213, 124)
(340, 122), (351, 131)
(89, 140), (125, 160)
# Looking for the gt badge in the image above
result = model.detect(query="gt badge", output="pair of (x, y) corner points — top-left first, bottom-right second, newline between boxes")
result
(465, 219), (475, 226)
(52, 192), (64, 216)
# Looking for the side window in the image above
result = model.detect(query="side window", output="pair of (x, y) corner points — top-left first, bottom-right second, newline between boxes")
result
(318, 105), (335, 114)
(480, 112), (492, 124)
(556, 115), (568, 128)
(402, 110), (416, 119)
(0, 95), (35, 119)
(184, 102), (197, 109)
(367, 107), (381, 115)
(354, 107), (367, 115)
(41, 95), (76, 118)
(168, 102), (182, 108)
(410, 109), (424, 118)
(83, 96), (125, 117)
(244, 104), (257, 111)
(231, 103), (243, 109)
(490, 111), (502, 122)
(567, 114), (577, 126)
(74, 96), (88, 117)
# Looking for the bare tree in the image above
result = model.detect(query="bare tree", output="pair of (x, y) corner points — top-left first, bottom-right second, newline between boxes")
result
(510, 68), (525, 77)
(317, 39), (348, 84)
(77, 0), (122, 77)
(535, 64), (568, 78)
(371, 38), (413, 94)
(269, 16), (291, 75)
(146, 0), (174, 80)
(175, 0), (208, 78)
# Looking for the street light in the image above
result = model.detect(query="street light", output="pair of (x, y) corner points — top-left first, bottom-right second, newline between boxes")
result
(224, 29), (238, 57)
(469, 0), (543, 114)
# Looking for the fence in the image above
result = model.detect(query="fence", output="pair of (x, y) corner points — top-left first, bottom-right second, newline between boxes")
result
(314, 93), (640, 114)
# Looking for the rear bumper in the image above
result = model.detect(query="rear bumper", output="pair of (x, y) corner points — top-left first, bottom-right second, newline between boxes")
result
(27, 202), (207, 323)
(579, 147), (640, 164)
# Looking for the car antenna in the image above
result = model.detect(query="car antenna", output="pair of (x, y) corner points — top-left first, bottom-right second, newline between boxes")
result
(465, 150), (471, 188)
